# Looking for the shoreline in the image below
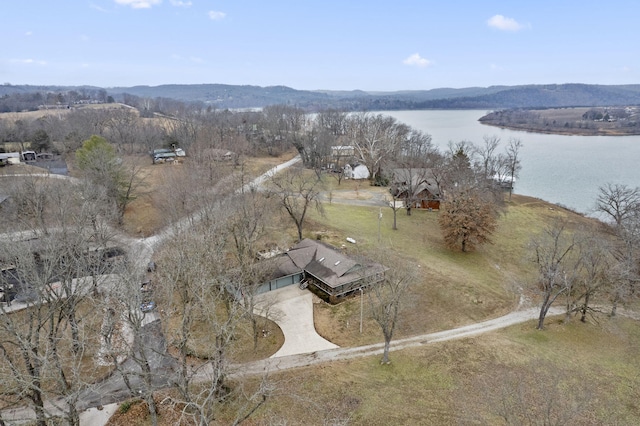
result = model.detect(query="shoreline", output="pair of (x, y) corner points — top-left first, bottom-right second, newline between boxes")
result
(479, 121), (640, 137)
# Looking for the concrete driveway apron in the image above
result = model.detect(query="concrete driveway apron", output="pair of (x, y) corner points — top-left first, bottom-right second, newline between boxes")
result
(254, 285), (338, 358)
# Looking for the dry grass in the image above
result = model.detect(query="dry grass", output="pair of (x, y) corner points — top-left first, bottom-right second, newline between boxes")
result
(106, 180), (640, 425)
(162, 305), (284, 364)
(7, 148), (637, 424)
(119, 150), (299, 237)
(0, 297), (113, 407)
(108, 316), (640, 425)
(307, 194), (590, 348)
(228, 316), (640, 425)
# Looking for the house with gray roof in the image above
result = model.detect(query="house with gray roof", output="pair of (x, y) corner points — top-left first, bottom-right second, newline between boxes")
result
(265, 239), (386, 300)
(390, 168), (441, 210)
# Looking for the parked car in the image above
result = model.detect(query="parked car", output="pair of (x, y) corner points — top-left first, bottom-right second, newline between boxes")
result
(140, 301), (156, 313)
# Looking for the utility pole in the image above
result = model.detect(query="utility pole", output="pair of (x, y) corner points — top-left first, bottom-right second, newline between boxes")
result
(359, 287), (364, 334)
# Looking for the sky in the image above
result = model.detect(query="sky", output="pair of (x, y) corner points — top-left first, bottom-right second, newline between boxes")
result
(2, 0), (639, 91)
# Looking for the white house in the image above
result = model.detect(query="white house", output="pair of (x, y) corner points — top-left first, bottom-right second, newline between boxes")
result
(344, 164), (370, 180)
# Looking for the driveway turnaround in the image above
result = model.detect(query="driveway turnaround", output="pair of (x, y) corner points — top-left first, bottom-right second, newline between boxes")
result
(254, 285), (338, 358)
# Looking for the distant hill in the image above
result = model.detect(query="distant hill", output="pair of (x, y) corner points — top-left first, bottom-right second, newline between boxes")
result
(2, 82), (640, 111)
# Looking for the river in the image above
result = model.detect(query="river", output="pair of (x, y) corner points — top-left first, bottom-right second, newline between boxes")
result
(381, 110), (640, 217)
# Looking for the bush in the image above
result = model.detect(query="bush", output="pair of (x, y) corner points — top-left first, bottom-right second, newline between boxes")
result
(119, 399), (135, 414)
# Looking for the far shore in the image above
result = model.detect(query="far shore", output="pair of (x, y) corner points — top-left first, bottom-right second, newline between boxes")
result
(478, 106), (640, 137)
(479, 121), (640, 136)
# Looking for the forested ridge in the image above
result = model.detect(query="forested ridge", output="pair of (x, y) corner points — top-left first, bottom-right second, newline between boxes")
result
(2, 82), (640, 112)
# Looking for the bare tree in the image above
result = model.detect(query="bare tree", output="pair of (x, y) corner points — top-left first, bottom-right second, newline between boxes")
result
(5, 174), (52, 234)
(529, 220), (578, 330)
(474, 135), (501, 181)
(573, 230), (614, 322)
(504, 138), (522, 201)
(608, 210), (640, 316)
(0, 232), (113, 425)
(366, 256), (416, 364)
(110, 267), (169, 426)
(154, 218), (271, 425)
(316, 108), (348, 137)
(103, 107), (139, 154)
(595, 183), (640, 227)
(267, 166), (324, 242)
(387, 192), (403, 231)
(349, 113), (409, 184)
(225, 187), (276, 350)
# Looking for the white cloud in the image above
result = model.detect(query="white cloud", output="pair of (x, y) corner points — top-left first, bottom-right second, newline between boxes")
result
(114, 0), (162, 9)
(25, 31), (33, 36)
(403, 53), (431, 68)
(487, 14), (527, 31)
(189, 56), (204, 63)
(90, 3), (109, 12)
(170, 0), (192, 6)
(622, 66), (632, 73)
(11, 59), (47, 66)
(208, 10), (226, 20)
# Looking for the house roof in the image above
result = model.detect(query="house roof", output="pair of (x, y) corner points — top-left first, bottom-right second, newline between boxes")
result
(391, 168), (440, 197)
(276, 239), (385, 290)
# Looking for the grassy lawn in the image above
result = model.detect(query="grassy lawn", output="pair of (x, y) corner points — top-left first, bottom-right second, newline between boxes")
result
(304, 192), (590, 348)
(106, 316), (640, 425)
(237, 316), (640, 425)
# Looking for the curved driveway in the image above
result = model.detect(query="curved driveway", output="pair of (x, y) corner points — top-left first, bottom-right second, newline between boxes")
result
(254, 285), (338, 358)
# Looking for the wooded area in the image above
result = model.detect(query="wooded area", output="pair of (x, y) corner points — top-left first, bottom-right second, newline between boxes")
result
(1, 98), (639, 424)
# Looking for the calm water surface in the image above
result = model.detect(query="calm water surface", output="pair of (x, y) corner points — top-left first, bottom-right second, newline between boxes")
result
(382, 110), (640, 216)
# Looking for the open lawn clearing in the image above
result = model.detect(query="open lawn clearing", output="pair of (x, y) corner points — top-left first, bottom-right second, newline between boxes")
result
(237, 316), (640, 425)
(306, 194), (600, 347)
(109, 315), (640, 425)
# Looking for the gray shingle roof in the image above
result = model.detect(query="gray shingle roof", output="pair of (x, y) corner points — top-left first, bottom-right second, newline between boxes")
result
(277, 239), (384, 290)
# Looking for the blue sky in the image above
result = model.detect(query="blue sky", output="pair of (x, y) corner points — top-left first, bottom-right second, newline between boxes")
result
(2, 0), (638, 91)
